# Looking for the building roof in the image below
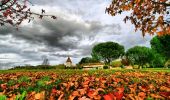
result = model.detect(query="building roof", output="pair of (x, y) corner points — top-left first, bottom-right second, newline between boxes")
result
(66, 57), (72, 63)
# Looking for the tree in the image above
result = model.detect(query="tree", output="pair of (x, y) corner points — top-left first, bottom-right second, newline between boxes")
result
(0, 0), (56, 29)
(106, 0), (170, 36)
(150, 52), (166, 68)
(126, 46), (154, 69)
(79, 57), (99, 64)
(150, 35), (170, 60)
(92, 42), (125, 64)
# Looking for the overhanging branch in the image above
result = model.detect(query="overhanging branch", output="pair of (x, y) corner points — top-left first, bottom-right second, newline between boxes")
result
(152, 1), (170, 6)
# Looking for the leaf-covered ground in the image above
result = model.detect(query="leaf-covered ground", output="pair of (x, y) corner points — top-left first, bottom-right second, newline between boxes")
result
(0, 70), (170, 100)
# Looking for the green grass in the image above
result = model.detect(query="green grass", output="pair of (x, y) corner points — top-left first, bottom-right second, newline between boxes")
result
(139, 68), (170, 72)
(0, 68), (169, 74)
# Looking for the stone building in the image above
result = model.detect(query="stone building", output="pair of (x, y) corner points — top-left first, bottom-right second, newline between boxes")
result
(65, 56), (73, 67)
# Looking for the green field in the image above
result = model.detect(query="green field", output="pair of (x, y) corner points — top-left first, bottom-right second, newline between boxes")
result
(0, 68), (170, 74)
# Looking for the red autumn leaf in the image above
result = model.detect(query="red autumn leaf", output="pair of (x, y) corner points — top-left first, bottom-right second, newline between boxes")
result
(3, 12), (8, 17)
(117, 87), (124, 93)
(87, 89), (95, 97)
(72, 91), (79, 96)
(0, 84), (7, 90)
(159, 92), (170, 98)
(20, 82), (27, 87)
(150, 94), (164, 99)
(51, 88), (57, 93)
(103, 94), (114, 100)
(113, 92), (124, 100)
(139, 85), (148, 92)
(138, 92), (146, 99)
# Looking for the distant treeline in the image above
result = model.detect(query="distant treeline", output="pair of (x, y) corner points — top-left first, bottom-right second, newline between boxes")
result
(10, 64), (66, 70)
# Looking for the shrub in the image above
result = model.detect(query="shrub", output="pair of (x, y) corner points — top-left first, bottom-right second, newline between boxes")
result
(76, 64), (83, 69)
(103, 65), (109, 69)
(165, 60), (170, 68)
(55, 64), (65, 69)
(111, 60), (122, 67)
(133, 65), (139, 69)
(120, 65), (124, 68)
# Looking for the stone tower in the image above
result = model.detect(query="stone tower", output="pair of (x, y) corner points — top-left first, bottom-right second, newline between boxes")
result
(65, 56), (72, 67)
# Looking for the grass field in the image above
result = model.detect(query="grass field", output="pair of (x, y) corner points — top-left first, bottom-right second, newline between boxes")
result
(0, 68), (170, 100)
(0, 68), (170, 73)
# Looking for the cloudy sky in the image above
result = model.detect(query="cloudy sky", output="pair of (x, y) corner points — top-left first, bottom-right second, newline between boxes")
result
(0, 0), (153, 69)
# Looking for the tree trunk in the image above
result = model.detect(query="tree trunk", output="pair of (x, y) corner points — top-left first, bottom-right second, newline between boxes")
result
(138, 65), (140, 69)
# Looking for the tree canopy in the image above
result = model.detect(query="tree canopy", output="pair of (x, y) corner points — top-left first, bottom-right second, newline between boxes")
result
(79, 57), (99, 64)
(106, 0), (170, 36)
(126, 46), (154, 68)
(0, 0), (56, 29)
(92, 42), (125, 64)
(150, 35), (170, 60)
(150, 52), (166, 68)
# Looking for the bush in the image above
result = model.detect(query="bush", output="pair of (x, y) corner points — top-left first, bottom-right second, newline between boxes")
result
(120, 65), (124, 68)
(133, 65), (139, 69)
(103, 66), (109, 69)
(55, 64), (65, 69)
(165, 60), (170, 68)
(111, 60), (122, 67)
(10, 64), (65, 70)
(76, 64), (83, 69)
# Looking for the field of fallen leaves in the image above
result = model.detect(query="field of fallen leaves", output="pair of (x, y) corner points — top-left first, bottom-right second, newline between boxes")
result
(0, 70), (170, 100)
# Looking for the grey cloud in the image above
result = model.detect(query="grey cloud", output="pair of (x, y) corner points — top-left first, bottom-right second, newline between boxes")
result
(0, 44), (19, 54)
(0, 62), (17, 69)
(0, 16), (120, 51)
(51, 53), (80, 58)
(118, 31), (152, 50)
(0, 12), (120, 69)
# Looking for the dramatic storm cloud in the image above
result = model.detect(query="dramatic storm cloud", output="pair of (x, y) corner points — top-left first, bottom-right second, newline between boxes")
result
(0, 0), (153, 69)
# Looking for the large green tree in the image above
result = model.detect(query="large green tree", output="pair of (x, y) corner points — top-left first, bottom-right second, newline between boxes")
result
(92, 42), (125, 64)
(126, 46), (154, 69)
(150, 52), (166, 68)
(150, 35), (170, 60)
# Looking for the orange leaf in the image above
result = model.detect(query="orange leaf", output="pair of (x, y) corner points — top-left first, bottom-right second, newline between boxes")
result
(103, 93), (115, 100)
(157, 31), (164, 36)
(87, 89), (95, 97)
(113, 92), (124, 100)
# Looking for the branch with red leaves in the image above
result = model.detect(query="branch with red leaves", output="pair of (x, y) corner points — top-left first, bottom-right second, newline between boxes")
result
(106, 0), (170, 36)
(0, 0), (57, 29)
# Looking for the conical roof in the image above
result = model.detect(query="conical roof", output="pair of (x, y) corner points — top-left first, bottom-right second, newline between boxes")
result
(66, 57), (72, 63)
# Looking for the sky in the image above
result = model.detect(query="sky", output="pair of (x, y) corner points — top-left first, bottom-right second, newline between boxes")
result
(0, 0), (153, 69)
